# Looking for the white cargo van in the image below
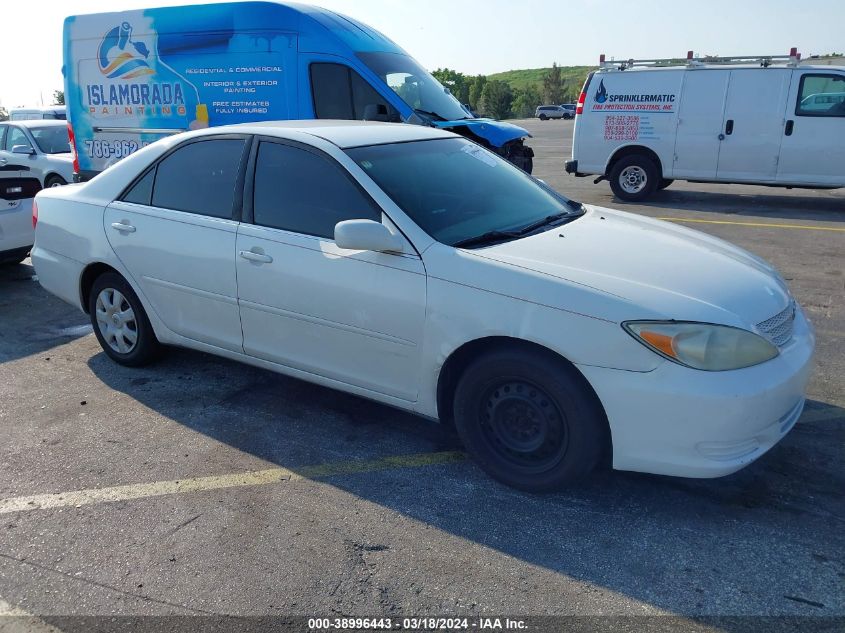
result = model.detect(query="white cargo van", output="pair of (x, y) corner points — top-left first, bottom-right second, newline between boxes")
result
(565, 51), (845, 201)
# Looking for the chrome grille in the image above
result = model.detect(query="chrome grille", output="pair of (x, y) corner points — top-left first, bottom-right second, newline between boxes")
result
(757, 302), (796, 347)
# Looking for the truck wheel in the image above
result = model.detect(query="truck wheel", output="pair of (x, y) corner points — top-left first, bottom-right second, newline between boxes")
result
(453, 347), (605, 492)
(609, 155), (659, 201)
(658, 179), (674, 190)
(88, 272), (162, 367)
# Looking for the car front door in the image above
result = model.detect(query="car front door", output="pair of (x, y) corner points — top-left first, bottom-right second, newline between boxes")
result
(715, 69), (792, 183)
(236, 138), (426, 402)
(104, 136), (249, 352)
(777, 71), (845, 186)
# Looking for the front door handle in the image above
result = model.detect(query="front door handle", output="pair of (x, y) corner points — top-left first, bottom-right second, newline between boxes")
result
(785, 120), (794, 136)
(239, 249), (273, 264)
(110, 221), (136, 233)
(725, 119), (734, 135)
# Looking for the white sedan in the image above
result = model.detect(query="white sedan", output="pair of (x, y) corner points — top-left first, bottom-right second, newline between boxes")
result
(31, 121), (814, 491)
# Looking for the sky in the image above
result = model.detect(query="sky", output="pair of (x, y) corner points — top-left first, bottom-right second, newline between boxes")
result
(1, 0), (842, 107)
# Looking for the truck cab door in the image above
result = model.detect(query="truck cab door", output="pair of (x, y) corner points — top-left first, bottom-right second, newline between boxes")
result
(715, 69), (792, 183)
(777, 71), (845, 186)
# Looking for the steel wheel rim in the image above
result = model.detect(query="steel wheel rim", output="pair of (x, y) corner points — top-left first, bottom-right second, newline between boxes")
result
(478, 379), (568, 473)
(620, 165), (647, 194)
(95, 288), (138, 354)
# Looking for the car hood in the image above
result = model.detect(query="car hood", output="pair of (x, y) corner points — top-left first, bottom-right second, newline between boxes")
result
(470, 206), (791, 327)
(434, 118), (530, 147)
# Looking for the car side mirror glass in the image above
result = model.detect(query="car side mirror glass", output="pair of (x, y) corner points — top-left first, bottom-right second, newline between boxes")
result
(11, 144), (35, 155)
(334, 219), (404, 253)
(363, 104), (391, 122)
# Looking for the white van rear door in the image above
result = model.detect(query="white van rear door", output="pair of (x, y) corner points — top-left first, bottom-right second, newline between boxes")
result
(715, 69), (792, 182)
(777, 71), (845, 186)
(672, 70), (730, 179)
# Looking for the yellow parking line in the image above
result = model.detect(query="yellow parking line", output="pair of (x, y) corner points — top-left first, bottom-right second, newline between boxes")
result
(657, 217), (845, 232)
(0, 451), (465, 515)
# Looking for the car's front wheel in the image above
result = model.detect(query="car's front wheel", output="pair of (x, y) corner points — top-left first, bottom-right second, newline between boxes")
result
(88, 272), (162, 366)
(538, 114), (547, 121)
(453, 347), (606, 491)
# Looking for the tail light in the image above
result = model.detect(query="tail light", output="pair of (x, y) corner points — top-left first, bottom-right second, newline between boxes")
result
(67, 122), (80, 176)
(576, 88), (587, 115)
(32, 198), (38, 230)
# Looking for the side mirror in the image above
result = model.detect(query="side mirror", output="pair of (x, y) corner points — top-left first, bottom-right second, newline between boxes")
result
(334, 219), (404, 253)
(363, 103), (391, 122)
(12, 145), (35, 155)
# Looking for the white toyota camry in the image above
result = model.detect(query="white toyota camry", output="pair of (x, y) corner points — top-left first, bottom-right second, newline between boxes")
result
(32, 121), (814, 491)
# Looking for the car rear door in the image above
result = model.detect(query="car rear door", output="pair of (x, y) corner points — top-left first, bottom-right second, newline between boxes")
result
(715, 69), (792, 182)
(104, 135), (249, 352)
(235, 137), (426, 401)
(777, 70), (845, 186)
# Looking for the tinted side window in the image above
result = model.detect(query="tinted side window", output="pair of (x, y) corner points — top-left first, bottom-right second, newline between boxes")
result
(253, 142), (380, 239)
(122, 168), (156, 205)
(0, 126), (6, 149)
(311, 63), (397, 120)
(797, 73), (845, 117)
(152, 139), (245, 218)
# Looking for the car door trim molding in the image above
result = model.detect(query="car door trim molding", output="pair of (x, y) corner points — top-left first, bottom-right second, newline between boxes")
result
(141, 275), (239, 306)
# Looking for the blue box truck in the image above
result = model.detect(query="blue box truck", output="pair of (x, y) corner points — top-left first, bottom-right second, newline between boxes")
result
(63, 1), (534, 180)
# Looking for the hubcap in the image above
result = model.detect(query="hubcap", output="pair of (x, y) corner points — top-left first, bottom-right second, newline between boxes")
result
(95, 288), (138, 354)
(619, 165), (648, 194)
(479, 380), (568, 472)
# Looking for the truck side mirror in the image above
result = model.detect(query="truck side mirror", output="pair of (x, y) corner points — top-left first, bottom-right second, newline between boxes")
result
(363, 104), (391, 122)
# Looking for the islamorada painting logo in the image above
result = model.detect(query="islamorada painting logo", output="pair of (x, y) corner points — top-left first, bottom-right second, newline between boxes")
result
(98, 22), (154, 79)
(86, 21), (186, 117)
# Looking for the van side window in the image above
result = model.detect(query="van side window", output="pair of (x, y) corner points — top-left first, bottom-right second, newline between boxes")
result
(5, 127), (29, 151)
(796, 74), (845, 117)
(150, 139), (246, 218)
(310, 63), (398, 121)
(252, 141), (380, 239)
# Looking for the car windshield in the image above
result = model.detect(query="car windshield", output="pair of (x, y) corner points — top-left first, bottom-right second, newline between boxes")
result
(357, 51), (470, 122)
(29, 126), (71, 154)
(347, 138), (582, 247)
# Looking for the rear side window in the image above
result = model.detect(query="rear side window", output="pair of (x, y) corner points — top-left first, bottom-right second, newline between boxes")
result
(150, 139), (246, 218)
(252, 141), (380, 239)
(796, 74), (845, 117)
(122, 168), (156, 206)
(310, 63), (397, 120)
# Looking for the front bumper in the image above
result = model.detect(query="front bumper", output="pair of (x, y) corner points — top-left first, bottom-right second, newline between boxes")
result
(577, 307), (815, 478)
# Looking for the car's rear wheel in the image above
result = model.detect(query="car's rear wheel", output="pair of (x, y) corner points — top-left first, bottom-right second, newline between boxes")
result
(453, 347), (606, 491)
(45, 175), (67, 188)
(609, 154), (659, 202)
(88, 272), (161, 366)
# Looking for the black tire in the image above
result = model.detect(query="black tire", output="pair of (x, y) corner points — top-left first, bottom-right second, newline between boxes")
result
(453, 347), (606, 491)
(658, 178), (674, 190)
(88, 272), (162, 367)
(0, 247), (30, 266)
(538, 114), (547, 121)
(45, 174), (67, 188)
(608, 154), (659, 202)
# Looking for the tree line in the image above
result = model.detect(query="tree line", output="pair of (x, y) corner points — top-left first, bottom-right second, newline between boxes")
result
(432, 63), (573, 120)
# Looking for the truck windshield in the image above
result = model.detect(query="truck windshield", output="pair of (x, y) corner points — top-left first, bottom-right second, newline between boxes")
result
(347, 138), (582, 248)
(357, 52), (470, 122)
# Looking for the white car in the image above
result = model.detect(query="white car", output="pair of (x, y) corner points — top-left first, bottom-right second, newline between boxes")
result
(0, 191), (34, 265)
(32, 121), (814, 491)
(0, 120), (74, 188)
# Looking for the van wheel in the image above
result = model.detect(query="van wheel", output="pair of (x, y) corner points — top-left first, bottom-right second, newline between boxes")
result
(609, 155), (659, 201)
(539, 114), (548, 121)
(658, 178), (674, 190)
(45, 175), (67, 188)
(453, 348), (605, 492)
(88, 272), (162, 367)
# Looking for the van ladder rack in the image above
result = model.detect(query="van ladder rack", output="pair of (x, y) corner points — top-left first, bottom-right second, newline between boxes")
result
(598, 48), (802, 71)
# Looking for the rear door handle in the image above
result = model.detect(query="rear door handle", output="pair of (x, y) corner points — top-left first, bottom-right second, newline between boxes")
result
(785, 120), (794, 136)
(725, 119), (734, 135)
(239, 250), (273, 264)
(110, 221), (136, 233)
(0, 159), (7, 165)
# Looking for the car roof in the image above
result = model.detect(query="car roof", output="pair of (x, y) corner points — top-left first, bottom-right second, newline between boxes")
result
(2, 119), (67, 128)
(219, 120), (455, 148)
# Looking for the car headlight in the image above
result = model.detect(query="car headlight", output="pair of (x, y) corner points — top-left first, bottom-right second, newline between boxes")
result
(623, 321), (779, 371)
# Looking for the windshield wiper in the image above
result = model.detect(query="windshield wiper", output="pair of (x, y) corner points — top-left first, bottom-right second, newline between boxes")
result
(452, 230), (523, 249)
(414, 108), (447, 122)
